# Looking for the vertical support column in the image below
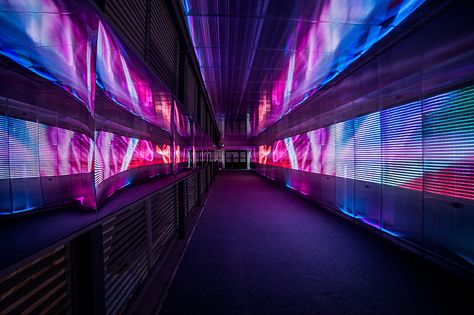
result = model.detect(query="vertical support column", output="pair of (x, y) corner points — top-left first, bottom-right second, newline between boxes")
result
(171, 101), (176, 176)
(177, 180), (186, 239)
(70, 226), (105, 315)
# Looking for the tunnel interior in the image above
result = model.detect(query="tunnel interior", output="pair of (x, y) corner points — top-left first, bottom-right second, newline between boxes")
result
(0, 0), (473, 314)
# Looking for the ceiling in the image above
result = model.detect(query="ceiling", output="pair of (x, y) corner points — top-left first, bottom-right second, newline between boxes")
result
(181, 0), (426, 140)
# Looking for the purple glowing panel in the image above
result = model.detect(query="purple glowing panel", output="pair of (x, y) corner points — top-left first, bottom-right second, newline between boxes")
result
(94, 131), (170, 187)
(0, 0), (98, 112)
(0, 117), (93, 179)
(182, 0), (426, 135)
(258, 85), (474, 202)
(96, 22), (172, 131)
(0, 116), (95, 213)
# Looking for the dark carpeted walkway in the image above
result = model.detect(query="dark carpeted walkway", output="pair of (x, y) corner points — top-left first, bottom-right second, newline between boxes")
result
(161, 171), (473, 315)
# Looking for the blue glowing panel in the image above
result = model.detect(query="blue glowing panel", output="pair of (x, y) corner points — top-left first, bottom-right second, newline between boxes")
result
(354, 112), (382, 184)
(335, 119), (355, 180)
(0, 1), (98, 112)
(381, 101), (423, 190)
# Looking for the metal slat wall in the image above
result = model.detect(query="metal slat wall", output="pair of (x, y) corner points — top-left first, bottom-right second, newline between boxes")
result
(150, 185), (178, 265)
(185, 173), (198, 216)
(201, 168), (206, 194)
(102, 202), (148, 315)
(105, 0), (147, 56)
(0, 160), (218, 315)
(0, 246), (70, 315)
(149, 0), (179, 94)
(100, 0), (220, 144)
(184, 61), (197, 117)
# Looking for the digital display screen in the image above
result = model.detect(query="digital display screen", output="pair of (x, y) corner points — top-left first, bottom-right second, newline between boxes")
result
(96, 22), (172, 131)
(0, 0), (98, 113)
(0, 116), (95, 213)
(258, 85), (474, 201)
(94, 131), (169, 187)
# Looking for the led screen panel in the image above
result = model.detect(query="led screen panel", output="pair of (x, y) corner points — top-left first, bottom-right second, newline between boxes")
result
(258, 85), (474, 202)
(0, 116), (95, 213)
(96, 22), (172, 131)
(94, 131), (169, 187)
(0, 0), (98, 113)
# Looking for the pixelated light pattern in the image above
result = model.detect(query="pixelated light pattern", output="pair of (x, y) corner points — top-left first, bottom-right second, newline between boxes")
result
(0, 0), (193, 213)
(0, 116), (96, 211)
(94, 131), (169, 187)
(96, 22), (173, 131)
(0, 0), (98, 113)
(258, 85), (474, 202)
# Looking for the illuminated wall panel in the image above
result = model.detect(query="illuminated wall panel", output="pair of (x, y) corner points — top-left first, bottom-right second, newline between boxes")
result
(354, 112), (382, 184)
(0, 116), (95, 213)
(257, 85), (474, 203)
(94, 131), (168, 187)
(423, 87), (474, 200)
(335, 120), (355, 180)
(256, 85), (474, 266)
(96, 22), (172, 131)
(0, 1), (98, 113)
(381, 101), (423, 190)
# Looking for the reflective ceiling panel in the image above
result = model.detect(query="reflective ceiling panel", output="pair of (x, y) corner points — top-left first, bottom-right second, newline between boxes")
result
(182, 0), (426, 138)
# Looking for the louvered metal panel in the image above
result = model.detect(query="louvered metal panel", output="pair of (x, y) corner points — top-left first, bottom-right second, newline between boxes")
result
(185, 174), (197, 216)
(0, 245), (70, 314)
(184, 61), (197, 116)
(200, 169), (206, 194)
(148, 0), (179, 93)
(103, 202), (148, 315)
(105, 0), (147, 57)
(150, 185), (178, 265)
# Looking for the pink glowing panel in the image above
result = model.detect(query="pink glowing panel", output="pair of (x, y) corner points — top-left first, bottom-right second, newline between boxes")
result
(0, 116), (93, 180)
(0, 0), (98, 113)
(96, 22), (172, 131)
(174, 102), (192, 137)
(94, 131), (169, 186)
(175, 145), (189, 164)
(258, 85), (474, 201)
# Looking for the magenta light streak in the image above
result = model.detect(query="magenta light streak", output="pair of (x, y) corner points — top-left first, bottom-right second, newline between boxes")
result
(94, 131), (169, 186)
(96, 22), (172, 131)
(0, 0), (98, 113)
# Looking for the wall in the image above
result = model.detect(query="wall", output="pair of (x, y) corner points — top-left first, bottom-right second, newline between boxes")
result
(0, 0), (216, 215)
(253, 1), (474, 272)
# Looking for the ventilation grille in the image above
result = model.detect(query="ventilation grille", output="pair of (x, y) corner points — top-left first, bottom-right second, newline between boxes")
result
(185, 174), (197, 216)
(0, 245), (70, 315)
(149, 0), (179, 94)
(103, 202), (148, 315)
(184, 61), (197, 116)
(105, 0), (147, 56)
(201, 169), (206, 194)
(150, 185), (178, 265)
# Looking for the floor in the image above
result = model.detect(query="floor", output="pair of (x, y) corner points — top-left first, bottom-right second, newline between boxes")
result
(161, 171), (473, 315)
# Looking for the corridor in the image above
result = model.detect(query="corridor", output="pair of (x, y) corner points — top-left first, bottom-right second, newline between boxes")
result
(161, 171), (473, 315)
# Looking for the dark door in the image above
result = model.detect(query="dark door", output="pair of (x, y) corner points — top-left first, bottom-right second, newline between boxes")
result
(225, 150), (247, 169)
